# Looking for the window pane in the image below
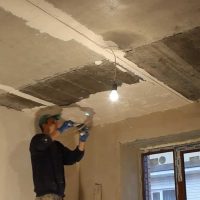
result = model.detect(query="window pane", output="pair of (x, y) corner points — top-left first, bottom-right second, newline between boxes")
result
(163, 190), (176, 200)
(153, 192), (160, 200)
(143, 152), (176, 200)
(183, 151), (200, 200)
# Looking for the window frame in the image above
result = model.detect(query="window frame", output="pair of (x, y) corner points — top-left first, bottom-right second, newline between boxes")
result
(180, 148), (200, 200)
(141, 149), (177, 200)
(142, 144), (200, 200)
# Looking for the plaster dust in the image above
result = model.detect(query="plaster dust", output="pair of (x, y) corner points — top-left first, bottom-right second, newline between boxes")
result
(0, 0), (190, 104)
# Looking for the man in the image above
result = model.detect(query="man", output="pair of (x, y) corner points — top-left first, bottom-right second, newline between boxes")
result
(30, 114), (89, 200)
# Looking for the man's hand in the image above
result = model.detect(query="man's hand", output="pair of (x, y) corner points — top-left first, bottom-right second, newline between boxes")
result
(57, 120), (75, 134)
(79, 126), (89, 142)
(79, 132), (89, 142)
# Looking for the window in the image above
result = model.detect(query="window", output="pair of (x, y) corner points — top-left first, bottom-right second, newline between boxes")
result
(152, 190), (175, 200)
(163, 190), (176, 200)
(152, 192), (160, 200)
(142, 144), (200, 200)
(143, 152), (176, 200)
(183, 151), (200, 200)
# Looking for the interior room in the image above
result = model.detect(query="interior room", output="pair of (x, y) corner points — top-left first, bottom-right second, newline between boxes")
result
(0, 1), (200, 200)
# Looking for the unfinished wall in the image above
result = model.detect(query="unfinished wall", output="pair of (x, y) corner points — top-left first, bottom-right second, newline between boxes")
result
(0, 106), (35, 200)
(79, 103), (200, 200)
(0, 106), (80, 200)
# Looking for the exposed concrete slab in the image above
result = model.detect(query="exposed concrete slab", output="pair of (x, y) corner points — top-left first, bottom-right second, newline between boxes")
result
(163, 27), (200, 73)
(126, 27), (200, 101)
(0, 93), (42, 110)
(21, 60), (142, 106)
(0, 7), (102, 88)
(0, 84), (54, 106)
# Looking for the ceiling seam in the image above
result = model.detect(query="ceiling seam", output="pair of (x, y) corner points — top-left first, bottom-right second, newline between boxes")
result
(0, 84), (54, 106)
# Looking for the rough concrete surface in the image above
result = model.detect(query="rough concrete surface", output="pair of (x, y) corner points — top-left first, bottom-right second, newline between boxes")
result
(126, 27), (200, 101)
(21, 60), (141, 106)
(0, 93), (42, 110)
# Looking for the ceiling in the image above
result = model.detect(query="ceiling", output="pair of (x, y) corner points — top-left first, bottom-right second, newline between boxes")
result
(0, 0), (199, 125)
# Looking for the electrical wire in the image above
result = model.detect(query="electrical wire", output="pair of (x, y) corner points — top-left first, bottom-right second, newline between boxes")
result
(110, 48), (117, 82)
(25, 0), (191, 103)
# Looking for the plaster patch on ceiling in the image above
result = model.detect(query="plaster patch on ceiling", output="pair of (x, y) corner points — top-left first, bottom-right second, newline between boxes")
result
(0, 0), (107, 45)
(47, 0), (200, 46)
(73, 81), (190, 126)
(61, 103), (95, 124)
(0, 7), (103, 88)
(95, 61), (103, 65)
(20, 60), (142, 106)
(126, 27), (200, 101)
(102, 30), (147, 49)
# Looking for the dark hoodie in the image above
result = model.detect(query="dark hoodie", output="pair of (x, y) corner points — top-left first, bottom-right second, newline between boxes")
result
(30, 134), (84, 197)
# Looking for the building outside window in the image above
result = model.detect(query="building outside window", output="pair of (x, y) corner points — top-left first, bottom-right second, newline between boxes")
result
(142, 145), (200, 200)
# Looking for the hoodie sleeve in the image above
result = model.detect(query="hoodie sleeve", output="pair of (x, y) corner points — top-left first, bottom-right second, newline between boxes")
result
(59, 143), (84, 165)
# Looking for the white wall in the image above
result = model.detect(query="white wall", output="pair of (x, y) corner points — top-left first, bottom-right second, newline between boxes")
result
(0, 106), (35, 200)
(79, 103), (200, 200)
(0, 106), (80, 200)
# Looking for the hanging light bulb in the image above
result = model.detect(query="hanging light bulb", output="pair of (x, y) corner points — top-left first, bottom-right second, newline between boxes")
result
(109, 82), (119, 102)
(107, 48), (120, 102)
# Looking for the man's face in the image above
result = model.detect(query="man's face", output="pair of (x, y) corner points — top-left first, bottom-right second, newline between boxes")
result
(45, 118), (59, 134)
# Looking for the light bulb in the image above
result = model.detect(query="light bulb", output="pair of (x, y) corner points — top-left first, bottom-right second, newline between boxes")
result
(85, 112), (90, 116)
(109, 89), (119, 102)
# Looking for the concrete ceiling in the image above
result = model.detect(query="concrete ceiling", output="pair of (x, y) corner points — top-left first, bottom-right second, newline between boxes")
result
(0, 0), (199, 125)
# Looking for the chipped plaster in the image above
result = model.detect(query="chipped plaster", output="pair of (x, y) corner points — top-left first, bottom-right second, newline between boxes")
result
(0, 0), (191, 104)
(0, 0), (195, 125)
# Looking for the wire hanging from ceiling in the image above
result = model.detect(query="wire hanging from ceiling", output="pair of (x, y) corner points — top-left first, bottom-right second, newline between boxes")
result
(25, 0), (191, 103)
